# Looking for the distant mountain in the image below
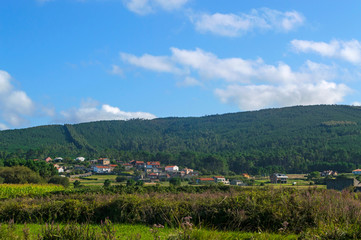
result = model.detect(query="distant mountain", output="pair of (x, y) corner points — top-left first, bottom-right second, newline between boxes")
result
(1, 105), (361, 174)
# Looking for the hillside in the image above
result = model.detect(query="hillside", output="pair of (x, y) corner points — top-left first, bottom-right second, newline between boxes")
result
(1, 105), (361, 174)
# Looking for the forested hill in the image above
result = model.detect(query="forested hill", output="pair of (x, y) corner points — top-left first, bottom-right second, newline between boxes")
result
(2, 105), (361, 174)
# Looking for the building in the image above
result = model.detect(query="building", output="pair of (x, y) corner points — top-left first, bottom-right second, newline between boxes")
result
(352, 169), (361, 175)
(196, 178), (215, 184)
(93, 165), (112, 173)
(98, 158), (110, 165)
(270, 173), (288, 184)
(183, 168), (193, 175)
(230, 180), (245, 186)
(123, 163), (133, 170)
(321, 170), (338, 177)
(147, 161), (160, 168)
(45, 157), (52, 163)
(75, 157), (85, 162)
(134, 161), (145, 169)
(54, 157), (63, 162)
(213, 176), (230, 184)
(165, 165), (179, 172)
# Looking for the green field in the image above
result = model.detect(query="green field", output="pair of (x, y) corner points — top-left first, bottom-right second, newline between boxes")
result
(1, 223), (298, 240)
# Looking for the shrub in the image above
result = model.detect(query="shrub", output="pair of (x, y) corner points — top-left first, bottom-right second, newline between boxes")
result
(73, 180), (81, 188)
(115, 176), (127, 183)
(0, 166), (44, 184)
(169, 177), (181, 186)
(103, 179), (111, 188)
(48, 176), (70, 188)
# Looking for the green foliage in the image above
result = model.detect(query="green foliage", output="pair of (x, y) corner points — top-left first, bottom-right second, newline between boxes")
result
(3, 105), (361, 174)
(115, 176), (127, 182)
(307, 171), (321, 181)
(73, 180), (81, 188)
(169, 177), (181, 186)
(0, 166), (44, 184)
(48, 176), (70, 188)
(126, 179), (136, 186)
(103, 179), (111, 188)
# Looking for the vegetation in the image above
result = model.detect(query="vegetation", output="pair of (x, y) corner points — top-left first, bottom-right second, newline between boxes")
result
(2, 105), (361, 175)
(0, 166), (44, 184)
(0, 184), (63, 198)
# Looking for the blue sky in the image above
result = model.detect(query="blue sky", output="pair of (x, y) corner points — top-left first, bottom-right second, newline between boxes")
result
(1, 0), (361, 130)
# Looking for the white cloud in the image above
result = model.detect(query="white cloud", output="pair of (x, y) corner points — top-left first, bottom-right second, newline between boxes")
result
(121, 52), (181, 73)
(215, 81), (350, 111)
(0, 70), (35, 127)
(121, 48), (351, 110)
(110, 65), (124, 77)
(123, 0), (189, 15)
(191, 8), (304, 37)
(176, 76), (203, 87)
(0, 123), (8, 131)
(291, 39), (361, 64)
(59, 99), (156, 124)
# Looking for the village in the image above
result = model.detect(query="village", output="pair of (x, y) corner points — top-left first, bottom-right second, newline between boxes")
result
(42, 156), (250, 186)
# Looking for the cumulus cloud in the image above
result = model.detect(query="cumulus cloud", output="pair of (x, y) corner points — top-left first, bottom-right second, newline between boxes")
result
(291, 39), (361, 65)
(121, 48), (351, 110)
(191, 8), (304, 37)
(58, 99), (156, 124)
(215, 81), (350, 111)
(123, 0), (189, 15)
(0, 70), (35, 127)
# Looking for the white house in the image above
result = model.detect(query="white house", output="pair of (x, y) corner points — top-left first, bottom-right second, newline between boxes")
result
(352, 169), (361, 175)
(165, 165), (179, 172)
(93, 165), (112, 173)
(75, 157), (85, 162)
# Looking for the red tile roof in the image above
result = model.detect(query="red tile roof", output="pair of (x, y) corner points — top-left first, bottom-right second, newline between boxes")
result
(95, 166), (111, 169)
(197, 178), (214, 181)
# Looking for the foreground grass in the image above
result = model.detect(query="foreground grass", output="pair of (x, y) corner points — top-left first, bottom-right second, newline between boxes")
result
(2, 223), (298, 240)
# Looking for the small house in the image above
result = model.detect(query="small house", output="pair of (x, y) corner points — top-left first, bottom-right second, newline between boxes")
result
(93, 165), (112, 173)
(98, 158), (110, 165)
(123, 163), (133, 170)
(213, 176), (229, 184)
(230, 180), (245, 186)
(45, 157), (52, 163)
(352, 169), (361, 175)
(270, 173), (288, 184)
(146, 161), (160, 168)
(75, 157), (85, 162)
(196, 178), (215, 184)
(165, 165), (179, 172)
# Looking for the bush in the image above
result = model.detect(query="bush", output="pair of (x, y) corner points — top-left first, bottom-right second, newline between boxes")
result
(103, 179), (111, 188)
(73, 180), (81, 188)
(126, 179), (136, 186)
(115, 176), (127, 183)
(48, 176), (70, 188)
(0, 166), (44, 184)
(169, 177), (181, 186)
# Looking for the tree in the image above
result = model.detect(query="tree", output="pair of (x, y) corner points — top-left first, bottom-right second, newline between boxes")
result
(73, 180), (81, 188)
(307, 171), (321, 181)
(0, 166), (44, 184)
(115, 176), (127, 182)
(126, 179), (136, 186)
(48, 176), (70, 188)
(103, 179), (111, 188)
(169, 177), (181, 186)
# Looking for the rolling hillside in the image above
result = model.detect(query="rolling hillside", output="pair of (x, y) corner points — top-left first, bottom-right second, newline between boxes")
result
(1, 105), (361, 174)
